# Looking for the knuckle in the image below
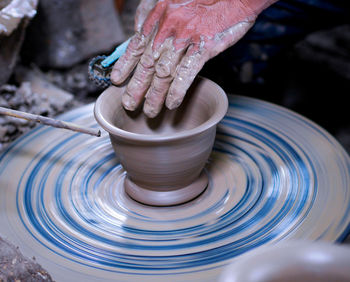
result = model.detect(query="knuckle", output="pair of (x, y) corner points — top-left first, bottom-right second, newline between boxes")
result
(149, 84), (164, 98)
(128, 34), (148, 56)
(155, 60), (171, 77)
(148, 76), (171, 99)
(140, 53), (155, 68)
(127, 73), (146, 93)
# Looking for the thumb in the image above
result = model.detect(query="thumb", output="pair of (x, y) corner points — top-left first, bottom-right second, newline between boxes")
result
(207, 20), (255, 59)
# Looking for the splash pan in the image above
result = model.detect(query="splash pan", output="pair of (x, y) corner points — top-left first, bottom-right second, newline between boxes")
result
(0, 95), (349, 281)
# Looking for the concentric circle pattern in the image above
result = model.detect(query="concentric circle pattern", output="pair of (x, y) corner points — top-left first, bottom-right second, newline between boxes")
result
(0, 96), (349, 282)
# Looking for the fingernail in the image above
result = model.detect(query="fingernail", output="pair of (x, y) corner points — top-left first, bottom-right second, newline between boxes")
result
(122, 94), (136, 110)
(111, 70), (121, 84)
(143, 101), (158, 118)
(166, 97), (181, 110)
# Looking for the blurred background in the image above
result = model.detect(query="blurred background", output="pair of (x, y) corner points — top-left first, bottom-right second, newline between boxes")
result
(1, 0), (349, 153)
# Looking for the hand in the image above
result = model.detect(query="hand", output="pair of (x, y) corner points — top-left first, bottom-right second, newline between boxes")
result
(111, 0), (276, 117)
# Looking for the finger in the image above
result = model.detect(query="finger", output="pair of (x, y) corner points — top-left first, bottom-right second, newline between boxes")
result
(143, 76), (173, 118)
(155, 42), (185, 77)
(135, 0), (158, 33)
(143, 45), (185, 117)
(165, 21), (255, 110)
(166, 49), (205, 110)
(122, 39), (157, 111)
(150, 36), (169, 61)
(111, 33), (150, 85)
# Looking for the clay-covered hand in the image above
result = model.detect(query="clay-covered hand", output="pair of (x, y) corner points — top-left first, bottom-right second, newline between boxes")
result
(111, 0), (277, 117)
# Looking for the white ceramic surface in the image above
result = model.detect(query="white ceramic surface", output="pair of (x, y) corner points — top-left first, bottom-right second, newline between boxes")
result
(0, 95), (349, 282)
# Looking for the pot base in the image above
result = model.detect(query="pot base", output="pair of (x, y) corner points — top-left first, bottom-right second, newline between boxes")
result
(124, 171), (208, 206)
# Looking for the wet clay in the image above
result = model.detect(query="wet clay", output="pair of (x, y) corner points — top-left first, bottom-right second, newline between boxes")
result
(94, 77), (228, 206)
(111, 0), (278, 117)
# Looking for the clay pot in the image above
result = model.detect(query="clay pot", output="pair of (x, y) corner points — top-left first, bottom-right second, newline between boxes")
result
(94, 77), (228, 206)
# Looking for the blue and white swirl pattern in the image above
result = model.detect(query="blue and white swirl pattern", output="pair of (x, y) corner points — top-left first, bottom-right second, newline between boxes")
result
(0, 96), (349, 281)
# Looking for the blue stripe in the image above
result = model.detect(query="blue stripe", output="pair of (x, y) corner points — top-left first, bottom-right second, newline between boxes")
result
(0, 97), (348, 277)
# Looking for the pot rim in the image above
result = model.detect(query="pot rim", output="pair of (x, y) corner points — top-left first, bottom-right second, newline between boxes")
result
(94, 77), (228, 143)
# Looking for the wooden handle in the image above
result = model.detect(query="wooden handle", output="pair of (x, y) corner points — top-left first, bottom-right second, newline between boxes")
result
(0, 106), (101, 137)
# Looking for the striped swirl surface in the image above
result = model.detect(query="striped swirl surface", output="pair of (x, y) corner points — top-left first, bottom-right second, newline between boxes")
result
(0, 95), (349, 282)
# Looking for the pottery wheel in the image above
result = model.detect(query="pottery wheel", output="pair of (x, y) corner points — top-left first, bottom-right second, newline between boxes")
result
(0, 96), (349, 282)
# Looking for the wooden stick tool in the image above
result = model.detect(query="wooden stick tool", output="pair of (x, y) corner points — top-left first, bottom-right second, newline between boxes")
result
(0, 106), (101, 137)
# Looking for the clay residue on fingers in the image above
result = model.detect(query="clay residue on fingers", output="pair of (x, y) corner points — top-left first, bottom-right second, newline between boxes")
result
(111, 33), (150, 85)
(119, 0), (269, 115)
(144, 38), (185, 116)
(208, 21), (255, 57)
(166, 50), (204, 110)
(122, 93), (137, 110)
(143, 76), (173, 117)
(122, 39), (157, 110)
(154, 38), (185, 77)
(155, 50), (181, 78)
(165, 21), (254, 110)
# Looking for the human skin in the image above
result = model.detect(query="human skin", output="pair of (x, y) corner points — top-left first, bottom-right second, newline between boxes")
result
(111, 0), (278, 117)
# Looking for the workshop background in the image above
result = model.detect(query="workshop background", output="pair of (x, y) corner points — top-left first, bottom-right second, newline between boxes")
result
(1, 0), (349, 280)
